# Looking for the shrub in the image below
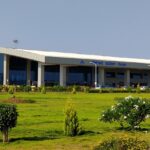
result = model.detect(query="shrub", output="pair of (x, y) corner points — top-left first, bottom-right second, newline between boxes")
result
(2, 86), (9, 92)
(31, 86), (37, 92)
(52, 85), (66, 92)
(89, 89), (100, 93)
(100, 96), (150, 130)
(72, 86), (77, 94)
(41, 86), (46, 94)
(83, 86), (90, 93)
(64, 101), (81, 136)
(136, 84), (141, 93)
(23, 85), (31, 92)
(93, 136), (149, 150)
(0, 103), (18, 143)
(8, 86), (15, 94)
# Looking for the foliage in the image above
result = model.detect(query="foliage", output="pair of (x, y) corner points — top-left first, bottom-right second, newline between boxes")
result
(0, 103), (18, 143)
(100, 96), (150, 129)
(23, 85), (31, 92)
(126, 86), (132, 93)
(31, 86), (37, 92)
(136, 84), (141, 93)
(41, 86), (46, 94)
(8, 86), (15, 94)
(83, 86), (90, 93)
(93, 136), (149, 150)
(0, 92), (149, 149)
(64, 101), (81, 136)
(72, 86), (77, 94)
(2, 86), (9, 92)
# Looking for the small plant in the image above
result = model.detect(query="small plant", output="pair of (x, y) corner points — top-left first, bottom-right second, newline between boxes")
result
(0, 103), (18, 143)
(8, 86), (15, 94)
(72, 86), (76, 94)
(83, 86), (90, 93)
(31, 86), (37, 92)
(64, 101), (81, 136)
(127, 86), (132, 93)
(23, 85), (31, 92)
(100, 96), (150, 130)
(93, 136), (149, 150)
(41, 86), (46, 94)
(136, 84), (141, 93)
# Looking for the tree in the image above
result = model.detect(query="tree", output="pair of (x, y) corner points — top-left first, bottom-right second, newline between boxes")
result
(100, 96), (150, 130)
(0, 104), (18, 143)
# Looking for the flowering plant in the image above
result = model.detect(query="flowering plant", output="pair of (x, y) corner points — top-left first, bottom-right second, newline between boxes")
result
(100, 96), (150, 130)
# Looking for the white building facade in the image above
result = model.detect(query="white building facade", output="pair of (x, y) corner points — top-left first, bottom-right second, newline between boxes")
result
(0, 47), (150, 87)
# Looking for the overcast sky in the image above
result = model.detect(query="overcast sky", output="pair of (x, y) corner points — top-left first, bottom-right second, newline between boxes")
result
(0, 0), (150, 58)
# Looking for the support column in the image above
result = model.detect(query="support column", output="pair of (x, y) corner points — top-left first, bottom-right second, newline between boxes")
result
(148, 71), (150, 86)
(124, 69), (130, 86)
(26, 60), (31, 85)
(37, 62), (44, 87)
(3, 55), (9, 85)
(60, 65), (67, 86)
(98, 67), (105, 86)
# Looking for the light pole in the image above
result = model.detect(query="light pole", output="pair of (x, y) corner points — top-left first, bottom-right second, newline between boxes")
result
(90, 61), (97, 88)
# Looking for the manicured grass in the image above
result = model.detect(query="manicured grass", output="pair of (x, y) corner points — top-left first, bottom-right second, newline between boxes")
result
(0, 92), (149, 150)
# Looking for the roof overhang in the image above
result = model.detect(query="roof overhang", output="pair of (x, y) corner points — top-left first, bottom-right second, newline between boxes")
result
(0, 47), (45, 62)
(0, 47), (150, 69)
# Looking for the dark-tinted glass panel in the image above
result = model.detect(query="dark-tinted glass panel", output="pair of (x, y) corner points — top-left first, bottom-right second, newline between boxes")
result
(116, 73), (124, 79)
(0, 54), (3, 84)
(31, 61), (38, 83)
(106, 72), (115, 78)
(131, 73), (142, 79)
(9, 56), (27, 85)
(45, 65), (59, 86)
(67, 66), (92, 85)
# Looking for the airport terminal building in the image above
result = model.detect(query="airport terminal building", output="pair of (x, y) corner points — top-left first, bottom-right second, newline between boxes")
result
(0, 47), (150, 87)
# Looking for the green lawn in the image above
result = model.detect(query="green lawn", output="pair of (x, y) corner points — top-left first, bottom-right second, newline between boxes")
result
(0, 92), (149, 150)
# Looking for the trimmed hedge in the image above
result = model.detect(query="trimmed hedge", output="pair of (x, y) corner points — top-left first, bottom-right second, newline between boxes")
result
(0, 85), (150, 93)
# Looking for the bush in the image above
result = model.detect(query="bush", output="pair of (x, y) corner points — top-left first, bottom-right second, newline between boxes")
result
(31, 86), (37, 92)
(127, 86), (132, 93)
(89, 89), (100, 93)
(82, 86), (90, 93)
(100, 96), (150, 130)
(23, 85), (31, 92)
(41, 86), (46, 94)
(136, 84), (141, 93)
(93, 136), (149, 150)
(2, 86), (9, 92)
(0, 103), (18, 143)
(8, 86), (15, 94)
(72, 86), (77, 94)
(64, 101), (81, 136)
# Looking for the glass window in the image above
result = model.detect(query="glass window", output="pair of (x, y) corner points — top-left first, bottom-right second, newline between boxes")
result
(0, 54), (3, 84)
(9, 56), (27, 85)
(106, 72), (115, 78)
(116, 73), (124, 79)
(67, 67), (92, 86)
(131, 73), (142, 79)
(45, 65), (59, 86)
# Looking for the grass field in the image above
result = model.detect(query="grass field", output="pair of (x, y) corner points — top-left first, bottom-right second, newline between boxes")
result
(0, 92), (149, 150)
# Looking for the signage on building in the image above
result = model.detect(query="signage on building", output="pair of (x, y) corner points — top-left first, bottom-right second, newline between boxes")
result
(80, 60), (127, 67)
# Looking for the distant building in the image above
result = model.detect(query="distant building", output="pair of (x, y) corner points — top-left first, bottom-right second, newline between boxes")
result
(0, 47), (150, 87)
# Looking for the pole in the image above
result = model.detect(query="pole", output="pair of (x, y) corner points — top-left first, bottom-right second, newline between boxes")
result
(95, 64), (97, 88)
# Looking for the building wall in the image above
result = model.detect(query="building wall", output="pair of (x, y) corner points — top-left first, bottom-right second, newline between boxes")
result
(0, 54), (150, 87)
